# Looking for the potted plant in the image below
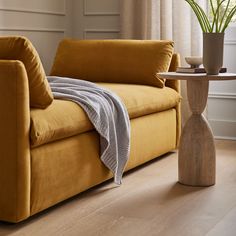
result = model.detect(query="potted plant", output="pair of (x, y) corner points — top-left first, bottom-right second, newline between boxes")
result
(185, 0), (236, 75)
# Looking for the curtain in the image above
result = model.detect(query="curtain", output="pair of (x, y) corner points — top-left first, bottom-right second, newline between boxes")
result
(120, 0), (207, 125)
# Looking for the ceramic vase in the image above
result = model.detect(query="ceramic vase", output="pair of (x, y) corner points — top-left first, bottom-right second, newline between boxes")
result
(203, 33), (225, 75)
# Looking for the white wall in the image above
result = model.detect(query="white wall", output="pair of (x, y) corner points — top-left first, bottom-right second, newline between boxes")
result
(0, 0), (70, 74)
(70, 0), (120, 39)
(208, 25), (236, 140)
(0, 0), (120, 72)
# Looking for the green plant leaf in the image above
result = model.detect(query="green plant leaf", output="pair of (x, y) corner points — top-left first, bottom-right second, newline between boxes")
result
(222, 4), (236, 32)
(211, 0), (226, 32)
(185, 0), (236, 33)
(185, 0), (207, 32)
(219, 0), (231, 32)
(193, 1), (212, 32)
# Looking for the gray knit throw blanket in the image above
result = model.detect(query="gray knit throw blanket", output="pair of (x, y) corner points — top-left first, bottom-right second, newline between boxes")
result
(47, 76), (130, 185)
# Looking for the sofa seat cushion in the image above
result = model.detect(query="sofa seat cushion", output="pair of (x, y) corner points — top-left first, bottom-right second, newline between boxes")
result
(98, 83), (180, 119)
(30, 83), (181, 147)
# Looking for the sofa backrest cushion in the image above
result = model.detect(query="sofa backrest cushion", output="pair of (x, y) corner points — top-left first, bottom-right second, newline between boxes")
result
(0, 36), (53, 108)
(50, 39), (174, 88)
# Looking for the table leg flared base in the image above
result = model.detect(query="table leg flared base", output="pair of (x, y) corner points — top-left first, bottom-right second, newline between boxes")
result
(178, 114), (216, 187)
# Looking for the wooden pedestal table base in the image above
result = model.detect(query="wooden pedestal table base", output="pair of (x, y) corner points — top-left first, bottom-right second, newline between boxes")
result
(158, 72), (236, 187)
(179, 80), (215, 186)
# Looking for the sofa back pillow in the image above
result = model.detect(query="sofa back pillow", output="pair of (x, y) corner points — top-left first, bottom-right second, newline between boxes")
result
(50, 39), (174, 88)
(0, 36), (53, 108)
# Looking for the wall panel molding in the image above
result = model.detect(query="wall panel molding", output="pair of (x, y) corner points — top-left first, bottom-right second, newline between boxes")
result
(0, 27), (65, 33)
(208, 119), (236, 140)
(83, 28), (120, 39)
(208, 93), (236, 100)
(214, 135), (236, 141)
(224, 40), (236, 45)
(0, 7), (65, 16)
(0, 0), (66, 15)
(83, 0), (120, 16)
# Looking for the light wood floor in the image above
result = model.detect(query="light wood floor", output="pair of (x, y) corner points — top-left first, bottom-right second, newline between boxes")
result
(0, 140), (236, 236)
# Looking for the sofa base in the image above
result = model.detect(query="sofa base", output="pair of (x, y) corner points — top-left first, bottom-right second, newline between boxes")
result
(30, 109), (177, 216)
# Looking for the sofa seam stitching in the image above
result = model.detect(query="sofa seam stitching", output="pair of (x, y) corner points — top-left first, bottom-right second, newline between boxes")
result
(15, 62), (18, 222)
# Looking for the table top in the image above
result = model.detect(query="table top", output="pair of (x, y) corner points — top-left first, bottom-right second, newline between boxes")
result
(158, 72), (236, 81)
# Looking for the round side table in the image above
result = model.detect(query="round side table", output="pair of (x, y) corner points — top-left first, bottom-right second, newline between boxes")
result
(158, 72), (236, 187)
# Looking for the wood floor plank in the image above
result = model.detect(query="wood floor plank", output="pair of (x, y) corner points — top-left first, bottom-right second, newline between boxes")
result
(206, 206), (236, 236)
(0, 140), (235, 236)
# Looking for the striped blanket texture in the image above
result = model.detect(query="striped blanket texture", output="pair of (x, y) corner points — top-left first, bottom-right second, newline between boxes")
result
(47, 76), (131, 185)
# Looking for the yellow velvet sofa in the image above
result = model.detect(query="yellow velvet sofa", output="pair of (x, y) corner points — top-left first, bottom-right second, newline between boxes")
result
(0, 37), (181, 223)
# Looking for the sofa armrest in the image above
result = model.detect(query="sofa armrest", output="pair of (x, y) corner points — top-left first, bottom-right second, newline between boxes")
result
(166, 53), (181, 147)
(166, 53), (181, 93)
(0, 60), (30, 222)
